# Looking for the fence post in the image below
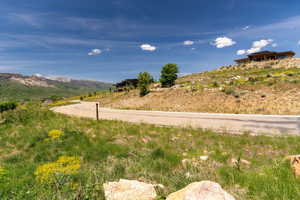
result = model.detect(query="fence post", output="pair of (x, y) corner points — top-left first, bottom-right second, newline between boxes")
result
(96, 103), (99, 120)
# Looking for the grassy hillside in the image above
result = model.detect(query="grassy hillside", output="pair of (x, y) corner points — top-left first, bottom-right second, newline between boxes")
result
(1, 104), (300, 199)
(88, 58), (300, 115)
(0, 74), (113, 101)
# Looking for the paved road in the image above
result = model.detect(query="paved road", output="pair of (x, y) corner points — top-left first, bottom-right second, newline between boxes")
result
(52, 102), (300, 135)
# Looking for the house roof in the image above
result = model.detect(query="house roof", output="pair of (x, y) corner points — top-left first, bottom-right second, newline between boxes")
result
(235, 51), (296, 63)
(248, 51), (295, 57)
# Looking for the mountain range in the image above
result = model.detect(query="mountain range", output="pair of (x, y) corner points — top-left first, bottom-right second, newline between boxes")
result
(0, 73), (113, 101)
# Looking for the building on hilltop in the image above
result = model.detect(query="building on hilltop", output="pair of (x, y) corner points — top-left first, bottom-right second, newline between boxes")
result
(235, 51), (295, 64)
(114, 78), (138, 92)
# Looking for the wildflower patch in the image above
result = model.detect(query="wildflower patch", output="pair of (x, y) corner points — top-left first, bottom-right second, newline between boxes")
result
(34, 156), (81, 184)
(0, 167), (6, 176)
(46, 129), (64, 141)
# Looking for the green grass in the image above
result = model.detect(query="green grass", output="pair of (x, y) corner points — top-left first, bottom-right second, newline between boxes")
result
(1, 103), (300, 199)
(0, 79), (112, 101)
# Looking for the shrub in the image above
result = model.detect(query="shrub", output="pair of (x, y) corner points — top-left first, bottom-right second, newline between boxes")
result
(223, 88), (235, 95)
(138, 72), (153, 97)
(0, 101), (17, 113)
(160, 64), (179, 88)
(212, 81), (219, 87)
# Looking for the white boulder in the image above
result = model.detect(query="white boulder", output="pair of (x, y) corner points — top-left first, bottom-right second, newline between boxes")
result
(166, 181), (235, 200)
(103, 179), (157, 200)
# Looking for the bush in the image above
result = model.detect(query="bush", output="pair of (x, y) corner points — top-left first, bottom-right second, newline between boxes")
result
(138, 72), (153, 97)
(222, 88), (235, 95)
(160, 64), (179, 88)
(0, 101), (17, 113)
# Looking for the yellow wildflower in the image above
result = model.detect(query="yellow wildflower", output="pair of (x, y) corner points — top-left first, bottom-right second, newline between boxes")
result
(69, 181), (79, 190)
(0, 167), (6, 176)
(48, 129), (64, 140)
(34, 156), (81, 183)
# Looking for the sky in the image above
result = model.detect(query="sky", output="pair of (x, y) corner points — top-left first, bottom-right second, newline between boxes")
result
(0, 0), (300, 82)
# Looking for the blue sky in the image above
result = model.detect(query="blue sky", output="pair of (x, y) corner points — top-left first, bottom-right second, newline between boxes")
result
(0, 0), (300, 82)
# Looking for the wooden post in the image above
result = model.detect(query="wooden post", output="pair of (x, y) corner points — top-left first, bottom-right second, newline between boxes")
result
(96, 103), (99, 120)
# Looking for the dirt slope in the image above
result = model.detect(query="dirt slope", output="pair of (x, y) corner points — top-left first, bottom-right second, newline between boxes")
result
(88, 58), (300, 115)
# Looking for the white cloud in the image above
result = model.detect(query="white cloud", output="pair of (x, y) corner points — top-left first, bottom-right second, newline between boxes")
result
(252, 39), (273, 49)
(212, 37), (236, 48)
(140, 44), (156, 51)
(183, 40), (194, 45)
(242, 26), (250, 30)
(88, 49), (102, 55)
(236, 49), (246, 55)
(237, 39), (275, 55)
(298, 40), (300, 45)
(246, 47), (261, 54)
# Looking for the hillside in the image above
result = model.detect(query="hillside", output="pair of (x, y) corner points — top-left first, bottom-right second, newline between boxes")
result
(89, 58), (300, 115)
(0, 73), (113, 101)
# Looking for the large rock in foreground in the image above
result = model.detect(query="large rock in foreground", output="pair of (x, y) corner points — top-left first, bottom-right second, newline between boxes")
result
(286, 154), (300, 177)
(103, 179), (157, 200)
(166, 181), (235, 200)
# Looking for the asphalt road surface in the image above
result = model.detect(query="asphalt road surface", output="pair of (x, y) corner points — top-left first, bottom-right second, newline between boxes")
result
(52, 102), (300, 135)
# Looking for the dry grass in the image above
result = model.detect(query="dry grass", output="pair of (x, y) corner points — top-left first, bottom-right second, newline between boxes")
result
(87, 58), (300, 115)
(89, 82), (300, 115)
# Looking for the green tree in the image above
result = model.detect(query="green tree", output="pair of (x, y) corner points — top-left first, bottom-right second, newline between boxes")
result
(160, 63), (179, 88)
(138, 72), (153, 97)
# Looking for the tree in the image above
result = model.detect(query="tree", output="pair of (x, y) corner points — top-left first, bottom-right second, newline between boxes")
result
(160, 63), (179, 88)
(138, 72), (153, 97)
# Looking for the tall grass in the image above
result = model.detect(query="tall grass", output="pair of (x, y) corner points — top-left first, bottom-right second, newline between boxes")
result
(1, 103), (300, 199)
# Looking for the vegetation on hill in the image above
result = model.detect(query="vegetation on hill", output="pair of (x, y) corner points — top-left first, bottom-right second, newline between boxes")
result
(138, 72), (153, 96)
(160, 63), (179, 88)
(0, 73), (113, 101)
(0, 101), (17, 113)
(1, 103), (300, 199)
(87, 58), (300, 115)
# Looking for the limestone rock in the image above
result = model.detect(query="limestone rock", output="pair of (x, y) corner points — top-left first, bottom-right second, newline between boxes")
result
(199, 155), (209, 161)
(103, 179), (157, 200)
(286, 155), (300, 177)
(166, 181), (235, 200)
(230, 158), (251, 165)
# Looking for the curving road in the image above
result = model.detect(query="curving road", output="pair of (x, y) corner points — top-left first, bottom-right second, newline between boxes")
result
(52, 101), (300, 136)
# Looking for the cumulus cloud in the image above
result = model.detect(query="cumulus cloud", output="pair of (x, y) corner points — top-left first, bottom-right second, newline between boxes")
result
(183, 40), (194, 45)
(252, 39), (273, 49)
(242, 26), (250, 30)
(212, 37), (236, 48)
(237, 39), (275, 55)
(298, 40), (300, 45)
(140, 44), (156, 51)
(88, 49), (102, 55)
(236, 50), (246, 55)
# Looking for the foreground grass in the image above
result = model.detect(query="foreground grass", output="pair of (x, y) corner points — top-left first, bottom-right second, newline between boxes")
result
(1, 104), (300, 199)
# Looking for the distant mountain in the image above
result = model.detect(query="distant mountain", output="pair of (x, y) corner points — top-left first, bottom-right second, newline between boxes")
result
(0, 73), (113, 101)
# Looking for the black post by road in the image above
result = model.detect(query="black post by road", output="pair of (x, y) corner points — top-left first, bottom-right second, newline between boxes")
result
(96, 103), (99, 120)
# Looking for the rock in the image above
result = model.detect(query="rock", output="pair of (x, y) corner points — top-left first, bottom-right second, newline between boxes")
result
(286, 155), (300, 177)
(199, 155), (209, 161)
(230, 158), (251, 165)
(103, 179), (157, 200)
(166, 181), (235, 200)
